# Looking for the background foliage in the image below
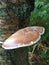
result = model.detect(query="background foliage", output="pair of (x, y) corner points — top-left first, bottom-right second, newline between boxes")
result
(29, 0), (49, 65)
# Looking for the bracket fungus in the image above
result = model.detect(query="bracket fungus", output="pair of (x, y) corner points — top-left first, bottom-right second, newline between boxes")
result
(2, 26), (45, 49)
(2, 26), (45, 65)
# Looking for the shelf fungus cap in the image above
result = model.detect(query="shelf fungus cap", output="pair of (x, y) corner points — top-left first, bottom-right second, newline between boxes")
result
(29, 26), (45, 35)
(2, 26), (45, 49)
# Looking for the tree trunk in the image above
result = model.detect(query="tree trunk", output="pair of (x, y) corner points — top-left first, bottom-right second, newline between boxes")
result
(0, 0), (35, 65)
(0, 15), (29, 65)
(6, 47), (29, 65)
(0, 17), (19, 65)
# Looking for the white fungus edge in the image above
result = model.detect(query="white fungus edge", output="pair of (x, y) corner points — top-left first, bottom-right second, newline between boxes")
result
(40, 27), (45, 35)
(32, 26), (45, 35)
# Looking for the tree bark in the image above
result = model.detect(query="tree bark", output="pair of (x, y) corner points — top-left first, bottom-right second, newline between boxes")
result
(0, 15), (29, 65)
(0, 0), (35, 65)
(0, 18), (19, 65)
(6, 47), (29, 65)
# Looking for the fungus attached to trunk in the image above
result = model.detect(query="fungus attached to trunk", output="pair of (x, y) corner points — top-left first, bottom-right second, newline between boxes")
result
(2, 26), (45, 65)
(2, 26), (45, 49)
